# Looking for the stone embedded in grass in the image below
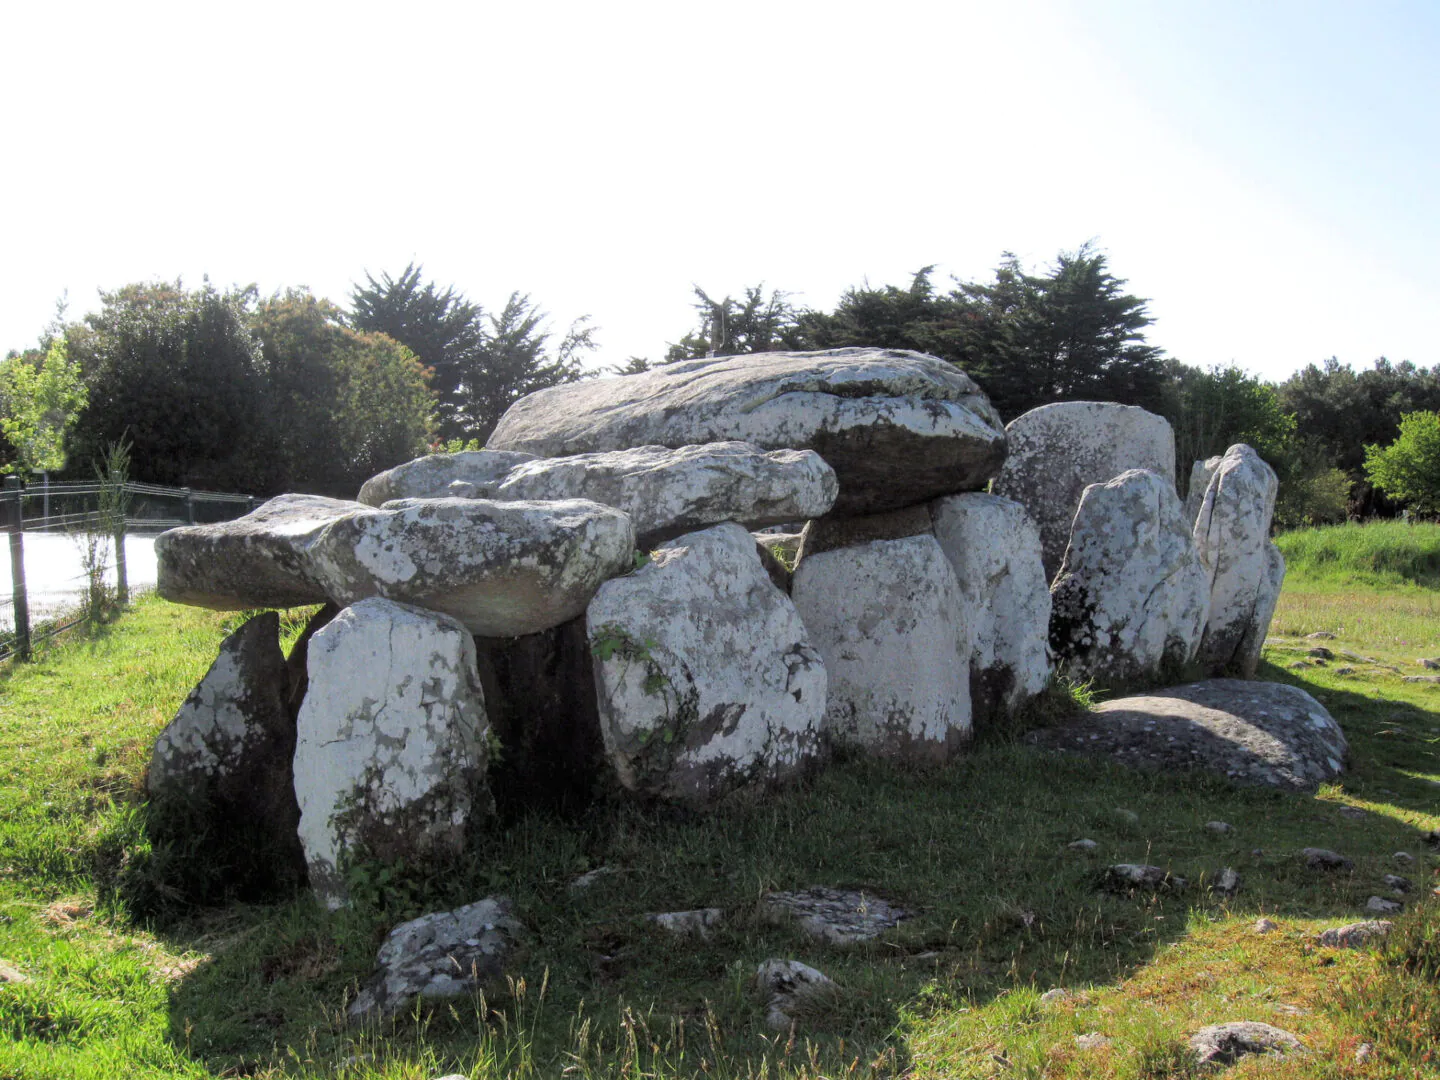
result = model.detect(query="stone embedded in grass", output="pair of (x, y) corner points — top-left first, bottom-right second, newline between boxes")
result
(646, 908), (723, 937)
(755, 959), (836, 1031)
(1383, 875), (1413, 894)
(1394, 851), (1415, 865)
(762, 887), (908, 944)
(1421, 657), (1440, 670)
(1039, 988), (1076, 1005)
(1212, 868), (1241, 895)
(1316, 920), (1392, 949)
(1307, 646), (1335, 659)
(569, 866), (617, 892)
(1303, 847), (1354, 871)
(347, 897), (524, 1022)
(1188, 1021), (1305, 1068)
(1252, 918), (1279, 934)
(1204, 821), (1234, 834)
(1103, 864), (1188, 893)
(0, 961), (29, 984)
(1305, 631), (1336, 640)
(1365, 896), (1402, 915)
(1067, 838), (1099, 852)
(1074, 1033), (1111, 1049)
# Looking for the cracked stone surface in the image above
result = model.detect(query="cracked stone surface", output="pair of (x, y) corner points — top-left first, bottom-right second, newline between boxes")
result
(488, 442), (838, 548)
(929, 493), (1052, 726)
(587, 524), (827, 804)
(146, 611), (305, 882)
(755, 959), (835, 1031)
(347, 897), (524, 1022)
(761, 887), (909, 943)
(792, 534), (971, 763)
(357, 449), (538, 505)
(1027, 680), (1348, 792)
(1188, 1022), (1305, 1068)
(487, 348), (1008, 516)
(294, 598), (490, 909)
(991, 401), (1177, 581)
(1048, 469), (1209, 682)
(1191, 445), (1284, 677)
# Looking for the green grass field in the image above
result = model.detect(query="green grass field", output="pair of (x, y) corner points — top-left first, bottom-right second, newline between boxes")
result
(1, 524), (1438, 1079)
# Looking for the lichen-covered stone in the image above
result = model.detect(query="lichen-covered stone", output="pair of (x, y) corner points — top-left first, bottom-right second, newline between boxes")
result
(357, 449), (538, 505)
(761, 887), (908, 943)
(792, 504), (934, 563)
(1192, 445), (1284, 676)
(487, 348), (1007, 515)
(1316, 920), (1392, 948)
(309, 497), (635, 637)
(992, 401), (1177, 580)
(1048, 469), (1209, 681)
(1027, 679), (1348, 792)
(930, 493), (1052, 725)
(146, 611), (305, 888)
(293, 598), (490, 909)
(1188, 1022), (1305, 1068)
(791, 534), (971, 762)
(755, 959), (835, 1031)
(347, 897), (524, 1021)
(586, 523), (827, 803)
(490, 442), (837, 547)
(155, 494), (360, 609)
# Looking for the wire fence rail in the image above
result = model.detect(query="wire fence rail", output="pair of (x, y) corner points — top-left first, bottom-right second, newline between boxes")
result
(2, 476), (261, 662)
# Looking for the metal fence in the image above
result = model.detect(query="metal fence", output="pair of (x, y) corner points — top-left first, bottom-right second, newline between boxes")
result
(1, 476), (260, 661)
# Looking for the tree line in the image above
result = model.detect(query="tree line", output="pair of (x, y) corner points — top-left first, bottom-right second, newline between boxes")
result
(1, 248), (1435, 523)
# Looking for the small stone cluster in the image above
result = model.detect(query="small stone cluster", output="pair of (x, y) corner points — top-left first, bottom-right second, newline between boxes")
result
(146, 348), (1308, 911)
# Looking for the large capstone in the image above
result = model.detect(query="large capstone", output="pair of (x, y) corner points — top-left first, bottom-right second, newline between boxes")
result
(146, 611), (305, 891)
(791, 534), (971, 762)
(293, 598), (490, 909)
(357, 449), (538, 506)
(930, 493), (1052, 726)
(992, 402), (1177, 580)
(1027, 679), (1348, 791)
(586, 523), (827, 803)
(155, 494), (361, 609)
(487, 348), (1007, 515)
(489, 442), (838, 547)
(1049, 469), (1209, 681)
(308, 497), (635, 637)
(1191, 444), (1284, 677)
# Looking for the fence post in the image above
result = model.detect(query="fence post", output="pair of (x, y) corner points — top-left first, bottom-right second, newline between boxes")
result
(183, 487), (196, 525)
(4, 477), (30, 661)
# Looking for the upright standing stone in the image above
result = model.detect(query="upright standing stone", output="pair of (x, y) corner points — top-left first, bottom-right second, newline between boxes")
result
(992, 402), (1177, 581)
(487, 348), (1007, 515)
(930, 493), (1052, 725)
(293, 598), (489, 909)
(1191, 445), (1284, 676)
(1049, 470), (1209, 682)
(792, 534), (971, 761)
(586, 524), (827, 803)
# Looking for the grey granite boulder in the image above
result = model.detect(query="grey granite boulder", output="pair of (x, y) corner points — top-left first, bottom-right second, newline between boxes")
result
(586, 524), (827, 803)
(294, 599), (490, 908)
(1027, 679), (1348, 791)
(756, 959), (835, 1031)
(347, 897), (524, 1021)
(792, 534), (972, 762)
(1188, 1022), (1305, 1068)
(146, 611), (305, 887)
(489, 442), (838, 547)
(155, 494), (358, 609)
(930, 493), (1052, 725)
(487, 348), (1007, 515)
(357, 449), (538, 505)
(992, 401), (1177, 580)
(308, 497), (635, 637)
(1049, 469), (1209, 681)
(1191, 445), (1284, 677)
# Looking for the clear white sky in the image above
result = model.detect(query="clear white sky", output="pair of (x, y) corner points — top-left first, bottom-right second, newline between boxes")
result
(3, 0), (1436, 383)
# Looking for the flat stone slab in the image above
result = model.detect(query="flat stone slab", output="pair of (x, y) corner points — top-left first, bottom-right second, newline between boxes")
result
(358, 449), (538, 505)
(1026, 679), (1348, 791)
(1316, 920), (1392, 948)
(1188, 1022), (1305, 1068)
(761, 887), (909, 943)
(488, 442), (837, 547)
(487, 348), (1007, 515)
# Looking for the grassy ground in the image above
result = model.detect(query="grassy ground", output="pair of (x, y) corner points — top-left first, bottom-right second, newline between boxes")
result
(1, 536), (1438, 1078)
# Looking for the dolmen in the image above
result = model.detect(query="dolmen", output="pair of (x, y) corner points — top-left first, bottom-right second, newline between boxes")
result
(146, 347), (1291, 908)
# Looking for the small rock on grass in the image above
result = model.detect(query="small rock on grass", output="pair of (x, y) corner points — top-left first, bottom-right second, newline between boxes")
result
(1188, 1022), (1305, 1067)
(1383, 874), (1413, 893)
(1316, 920), (1392, 949)
(1337, 805), (1369, 819)
(0, 962), (29, 984)
(1365, 896), (1403, 915)
(1213, 868), (1241, 895)
(646, 908), (723, 937)
(1302, 847), (1353, 870)
(1204, 820), (1234, 835)
(1306, 632), (1336, 640)
(1113, 808), (1140, 825)
(1420, 658), (1440, 670)
(1307, 646), (1335, 660)
(762, 887), (907, 944)
(1394, 852), (1415, 865)
(1104, 864), (1187, 893)
(1067, 838), (1098, 852)
(1039, 988), (1075, 1005)
(1252, 918), (1279, 934)
(756, 959), (834, 1031)
(1074, 1032), (1111, 1049)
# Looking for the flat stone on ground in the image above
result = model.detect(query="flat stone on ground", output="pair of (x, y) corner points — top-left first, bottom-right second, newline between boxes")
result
(1188, 1022), (1305, 1068)
(762, 887), (908, 943)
